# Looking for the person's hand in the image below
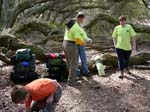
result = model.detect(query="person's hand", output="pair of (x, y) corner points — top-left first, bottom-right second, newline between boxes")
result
(132, 49), (137, 56)
(46, 95), (54, 103)
(18, 109), (24, 112)
(132, 45), (137, 55)
(87, 38), (92, 44)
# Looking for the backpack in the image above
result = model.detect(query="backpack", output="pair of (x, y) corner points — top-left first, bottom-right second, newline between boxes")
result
(10, 49), (38, 82)
(10, 72), (38, 82)
(45, 53), (68, 82)
(15, 49), (32, 63)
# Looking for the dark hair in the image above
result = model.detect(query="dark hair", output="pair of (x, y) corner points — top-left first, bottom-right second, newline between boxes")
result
(11, 85), (28, 104)
(65, 19), (75, 29)
(119, 15), (126, 21)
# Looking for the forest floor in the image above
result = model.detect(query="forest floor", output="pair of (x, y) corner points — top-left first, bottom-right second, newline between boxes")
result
(0, 43), (150, 112)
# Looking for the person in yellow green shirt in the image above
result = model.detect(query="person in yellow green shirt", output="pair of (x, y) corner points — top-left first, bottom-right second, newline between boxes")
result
(76, 12), (92, 76)
(112, 15), (136, 79)
(63, 12), (89, 86)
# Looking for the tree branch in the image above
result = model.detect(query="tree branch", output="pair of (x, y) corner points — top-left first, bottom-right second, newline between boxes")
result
(8, 0), (56, 28)
(85, 13), (150, 33)
(142, 0), (150, 9)
(11, 20), (52, 36)
(24, 1), (60, 17)
(34, 34), (63, 45)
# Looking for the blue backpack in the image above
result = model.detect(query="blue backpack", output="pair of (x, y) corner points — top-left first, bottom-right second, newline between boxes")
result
(10, 49), (38, 82)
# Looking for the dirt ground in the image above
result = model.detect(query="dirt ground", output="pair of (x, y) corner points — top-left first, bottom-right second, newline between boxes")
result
(0, 44), (150, 112)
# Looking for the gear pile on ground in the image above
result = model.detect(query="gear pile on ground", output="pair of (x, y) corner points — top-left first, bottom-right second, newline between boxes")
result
(0, 44), (150, 112)
(0, 65), (150, 112)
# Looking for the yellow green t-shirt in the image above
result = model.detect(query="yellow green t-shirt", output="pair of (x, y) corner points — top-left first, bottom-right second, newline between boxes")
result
(64, 22), (88, 44)
(112, 24), (136, 50)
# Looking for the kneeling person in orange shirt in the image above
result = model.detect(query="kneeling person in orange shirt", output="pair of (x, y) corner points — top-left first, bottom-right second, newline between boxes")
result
(11, 78), (62, 112)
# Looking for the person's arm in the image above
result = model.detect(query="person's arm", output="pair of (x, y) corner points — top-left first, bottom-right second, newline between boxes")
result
(81, 29), (92, 44)
(131, 36), (136, 51)
(74, 29), (85, 45)
(113, 38), (117, 48)
(73, 24), (86, 45)
(25, 95), (32, 112)
(112, 27), (117, 48)
(87, 38), (92, 44)
(46, 93), (54, 103)
(25, 107), (30, 112)
(129, 25), (137, 52)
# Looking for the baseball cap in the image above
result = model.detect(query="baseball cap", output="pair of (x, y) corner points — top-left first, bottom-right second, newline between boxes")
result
(77, 12), (85, 18)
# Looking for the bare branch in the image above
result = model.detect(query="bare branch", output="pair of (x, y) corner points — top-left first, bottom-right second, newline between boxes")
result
(8, 0), (57, 28)
(85, 13), (150, 33)
(142, 0), (150, 9)
(11, 20), (52, 36)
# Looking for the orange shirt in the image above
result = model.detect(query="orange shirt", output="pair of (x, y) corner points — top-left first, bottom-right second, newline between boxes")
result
(25, 78), (58, 108)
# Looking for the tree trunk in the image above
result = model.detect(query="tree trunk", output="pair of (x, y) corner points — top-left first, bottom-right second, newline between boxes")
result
(3, 0), (9, 28)
(0, 0), (2, 22)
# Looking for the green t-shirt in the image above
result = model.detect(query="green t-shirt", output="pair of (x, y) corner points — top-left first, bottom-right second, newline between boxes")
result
(112, 24), (136, 50)
(64, 22), (88, 42)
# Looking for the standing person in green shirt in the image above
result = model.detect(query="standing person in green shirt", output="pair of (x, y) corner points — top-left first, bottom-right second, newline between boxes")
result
(63, 13), (86, 86)
(112, 15), (137, 79)
(76, 12), (92, 77)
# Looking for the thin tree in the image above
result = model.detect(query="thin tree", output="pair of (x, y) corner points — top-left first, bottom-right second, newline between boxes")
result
(3, 0), (9, 28)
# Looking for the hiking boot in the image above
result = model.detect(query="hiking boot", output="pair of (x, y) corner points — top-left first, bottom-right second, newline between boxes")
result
(82, 74), (92, 78)
(67, 79), (81, 86)
(82, 71), (92, 77)
(76, 76), (82, 81)
(125, 68), (131, 74)
(119, 70), (124, 79)
(119, 75), (124, 79)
